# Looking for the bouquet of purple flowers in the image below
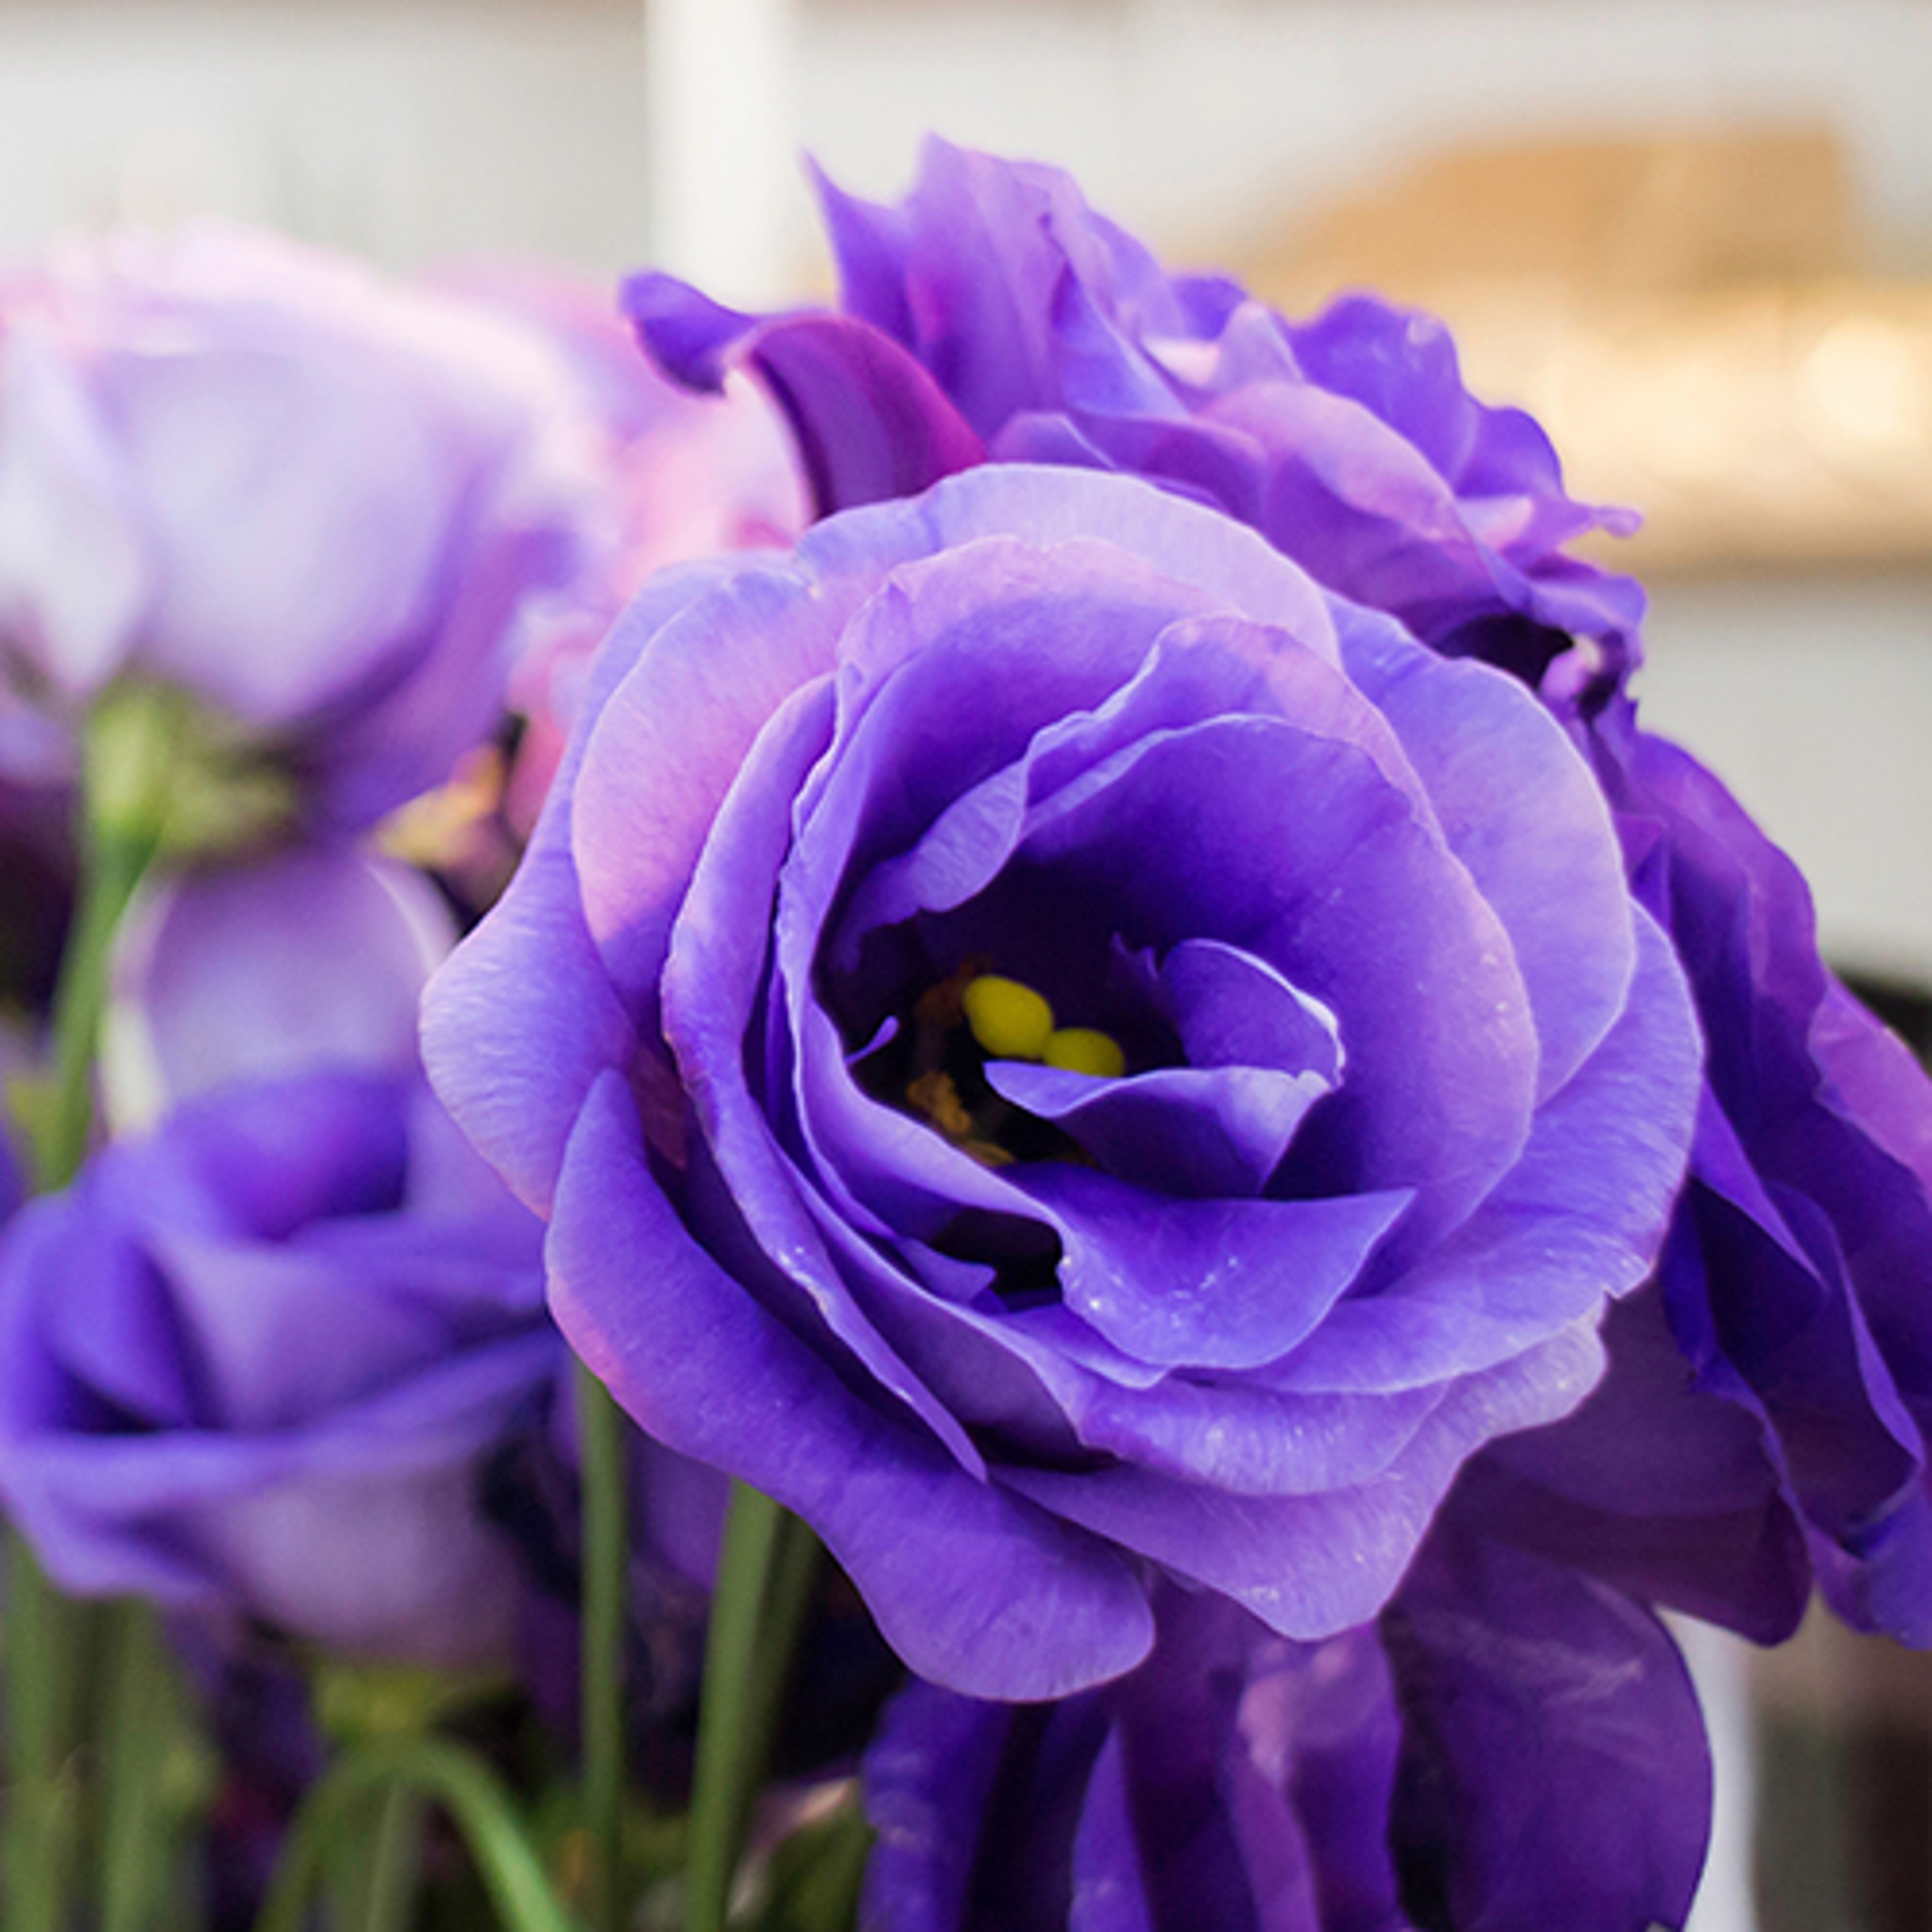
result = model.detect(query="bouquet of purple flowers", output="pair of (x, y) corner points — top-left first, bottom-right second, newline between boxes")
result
(1, 139), (1927, 1932)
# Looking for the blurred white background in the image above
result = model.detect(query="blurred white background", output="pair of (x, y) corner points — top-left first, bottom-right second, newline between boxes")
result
(0, 2), (1924, 283)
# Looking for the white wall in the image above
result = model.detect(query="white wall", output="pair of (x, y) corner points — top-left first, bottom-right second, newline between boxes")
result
(0, 1), (1926, 281)
(0, 3), (653, 272)
(1638, 568), (1932, 984)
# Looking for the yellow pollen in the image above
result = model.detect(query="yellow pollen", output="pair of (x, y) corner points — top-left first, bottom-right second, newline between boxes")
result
(1043, 1027), (1125, 1080)
(961, 975), (1055, 1061)
(905, 1070), (976, 1140)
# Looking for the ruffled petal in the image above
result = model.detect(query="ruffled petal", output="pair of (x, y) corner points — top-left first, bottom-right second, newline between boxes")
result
(422, 562), (737, 1210)
(549, 1069), (1155, 1699)
(1383, 1535), (1710, 1932)
(1003, 1323), (1604, 1639)
(104, 847), (453, 1133)
(1014, 1163), (1409, 1371)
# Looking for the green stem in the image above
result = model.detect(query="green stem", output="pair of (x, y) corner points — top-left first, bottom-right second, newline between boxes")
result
(737, 1511), (820, 1829)
(686, 1487), (822, 1932)
(3, 1540), (87, 1932)
(6, 693), (175, 1932)
(98, 1601), (198, 1932)
(353, 1784), (425, 1932)
(36, 826), (152, 1191)
(575, 1361), (630, 1932)
(38, 682), (180, 1194)
(253, 1739), (580, 1932)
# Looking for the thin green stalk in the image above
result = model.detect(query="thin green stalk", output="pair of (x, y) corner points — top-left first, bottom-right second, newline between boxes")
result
(686, 1486), (822, 1932)
(38, 682), (182, 1194)
(3, 1539), (88, 1932)
(575, 1360), (630, 1932)
(351, 1785), (425, 1932)
(98, 1601), (201, 1932)
(253, 1738), (580, 1932)
(735, 1511), (821, 1839)
(36, 826), (153, 1191)
(6, 695), (175, 1932)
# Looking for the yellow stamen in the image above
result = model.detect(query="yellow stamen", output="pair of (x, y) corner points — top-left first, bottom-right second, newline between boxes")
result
(961, 975), (1055, 1062)
(1043, 1027), (1126, 1080)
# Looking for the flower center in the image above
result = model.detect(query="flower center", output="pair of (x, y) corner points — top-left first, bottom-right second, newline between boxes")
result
(856, 963), (1125, 1167)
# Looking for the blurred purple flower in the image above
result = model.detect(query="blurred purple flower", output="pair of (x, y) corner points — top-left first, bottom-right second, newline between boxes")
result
(624, 136), (1642, 715)
(864, 1541), (1710, 1932)
(0, 844), (557, 1662)
(425, 461), (1699, 1700)
(0, 1066), (553, 1662)
(0, 225), (607, 833)
(100, 843), (456, 1132)
(436, 263), (806, 838)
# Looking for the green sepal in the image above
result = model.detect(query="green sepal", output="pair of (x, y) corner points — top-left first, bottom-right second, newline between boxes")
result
(311, 1657), (516, 1749)
(85, 682), (298, 863)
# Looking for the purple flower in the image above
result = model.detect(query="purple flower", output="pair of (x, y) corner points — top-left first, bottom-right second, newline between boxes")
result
(1454, 708), (1932, 1648)
(0, 1068), (554, 1662)
(434, 263), (807, 840)
(100, 844), (457, 1132)
(0, 225), (606, 833)
(424, 460), (1700, 1700)
(623, 137), (1642, 714)
(0, 846), (557, 1663)
(630, 139), (1932, 1666)
(864, 1542), (1710, 1932)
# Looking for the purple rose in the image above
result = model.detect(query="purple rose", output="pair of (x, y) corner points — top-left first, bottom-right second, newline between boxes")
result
(0, 225), (605, 832)
(865, 1544), (1710, 1932)
(425, 461), (1700, 1699)
(623, 137), (1642, 714)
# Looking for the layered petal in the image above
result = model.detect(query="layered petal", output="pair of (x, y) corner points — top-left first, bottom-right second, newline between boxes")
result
(435, 460), (1698, 1697)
